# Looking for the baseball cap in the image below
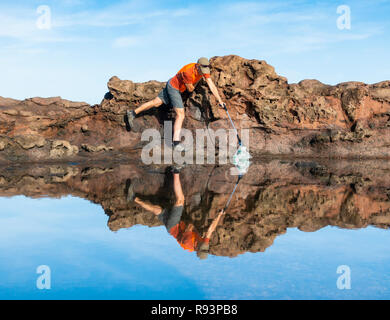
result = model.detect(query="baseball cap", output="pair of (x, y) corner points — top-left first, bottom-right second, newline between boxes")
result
(197, 57), (210, 74)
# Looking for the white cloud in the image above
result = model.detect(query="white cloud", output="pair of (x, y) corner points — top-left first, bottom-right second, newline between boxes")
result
(113, 36), (140, 48)
(0, 8), (88, 44)
(53, 3), (192, 28)
(0, 0), (388, 103)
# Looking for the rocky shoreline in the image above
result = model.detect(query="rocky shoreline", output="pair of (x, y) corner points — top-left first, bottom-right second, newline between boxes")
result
(0, 55), (389, 163)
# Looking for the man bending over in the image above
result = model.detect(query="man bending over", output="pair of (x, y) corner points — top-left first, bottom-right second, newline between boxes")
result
(126, 57), (224, 151)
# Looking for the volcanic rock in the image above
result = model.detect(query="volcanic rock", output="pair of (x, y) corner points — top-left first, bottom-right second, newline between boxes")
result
(0, 55), (389, 162)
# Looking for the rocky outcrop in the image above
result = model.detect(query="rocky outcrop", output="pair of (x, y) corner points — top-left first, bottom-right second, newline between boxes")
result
(0, 96), (137, 163)
(0, 160), (389, 257)
(0, 55), (389, 162)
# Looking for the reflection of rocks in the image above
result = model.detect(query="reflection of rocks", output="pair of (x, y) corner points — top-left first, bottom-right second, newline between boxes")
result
(1, 55), (390, 162)
(0, 160), (389, 257)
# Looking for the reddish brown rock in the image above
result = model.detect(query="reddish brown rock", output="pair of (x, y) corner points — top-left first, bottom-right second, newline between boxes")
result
(0, 55), (389, 162)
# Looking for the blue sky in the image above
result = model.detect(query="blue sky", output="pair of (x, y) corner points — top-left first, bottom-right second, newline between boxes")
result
(0, 195), (389, 299)
(1, 0), (389, 104)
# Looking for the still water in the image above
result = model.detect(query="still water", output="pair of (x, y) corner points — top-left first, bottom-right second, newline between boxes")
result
(0, 159), (389, 299)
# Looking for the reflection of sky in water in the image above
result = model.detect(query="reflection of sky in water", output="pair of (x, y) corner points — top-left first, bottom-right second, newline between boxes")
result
(0, 196), (389, 300)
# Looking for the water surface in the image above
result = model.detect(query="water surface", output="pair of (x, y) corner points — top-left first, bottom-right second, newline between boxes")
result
(0, 159), (389, 299)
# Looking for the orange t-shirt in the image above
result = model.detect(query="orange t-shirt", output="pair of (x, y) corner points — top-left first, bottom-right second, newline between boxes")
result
(169, 221), (209, 252)
(170, 63), (211, 93)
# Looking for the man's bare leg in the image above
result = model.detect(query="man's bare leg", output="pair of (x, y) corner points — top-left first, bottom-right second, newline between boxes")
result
(134, 197), (163, 216)
(173, 108), (185, 144)
(134, 97), (163, 115)
(126, 97), (163, 130)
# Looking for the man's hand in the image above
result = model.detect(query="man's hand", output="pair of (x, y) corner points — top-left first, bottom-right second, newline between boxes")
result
(219, 102), (226, 109)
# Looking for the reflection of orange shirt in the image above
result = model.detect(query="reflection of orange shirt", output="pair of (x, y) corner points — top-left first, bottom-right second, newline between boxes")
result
(170, 63), (211, 93)
(169, 221), (209, 252)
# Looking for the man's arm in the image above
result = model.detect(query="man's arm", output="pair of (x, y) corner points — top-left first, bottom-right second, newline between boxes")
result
(204, 209), (225, 239)
(205, 77), (223, 106)
(180, 71), (195, 92)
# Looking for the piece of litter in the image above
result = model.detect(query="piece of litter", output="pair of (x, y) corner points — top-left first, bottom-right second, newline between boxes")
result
(232, 146), (251, 175)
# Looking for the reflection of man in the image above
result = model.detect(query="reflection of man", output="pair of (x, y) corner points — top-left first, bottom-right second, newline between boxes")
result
(127, 169), (224, 259)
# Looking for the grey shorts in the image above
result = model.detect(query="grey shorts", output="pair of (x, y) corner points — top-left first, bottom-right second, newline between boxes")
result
(158, 205), (184, 231)
(157, 79), (185, 109)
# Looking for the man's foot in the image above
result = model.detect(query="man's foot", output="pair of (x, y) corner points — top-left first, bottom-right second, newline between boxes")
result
(173, 142), (187, 152)
(125, 110), (136, 131)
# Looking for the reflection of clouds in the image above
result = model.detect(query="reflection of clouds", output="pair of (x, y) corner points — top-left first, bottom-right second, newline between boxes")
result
(0, 196), (103, 246)
(0, 196), (389, 299)
(172, 227), (390, 299)
(0, 196), (201, 298)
